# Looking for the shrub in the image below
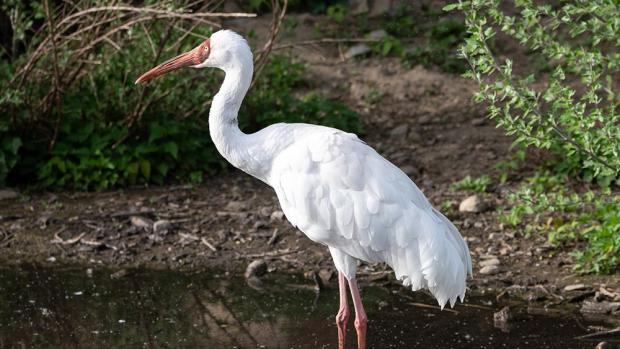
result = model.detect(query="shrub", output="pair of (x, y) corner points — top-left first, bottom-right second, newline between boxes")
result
(0, 1), (361, 190)
(447, 0), (620, 273)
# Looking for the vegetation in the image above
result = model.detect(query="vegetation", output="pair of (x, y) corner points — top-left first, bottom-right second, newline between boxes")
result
(452, 175), (490, 194)
(0, 1), (360, 190)
(448, 0), (620, 273)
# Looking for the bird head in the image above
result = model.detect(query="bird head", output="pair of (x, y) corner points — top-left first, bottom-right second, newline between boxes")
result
(135, 29), (252, 84)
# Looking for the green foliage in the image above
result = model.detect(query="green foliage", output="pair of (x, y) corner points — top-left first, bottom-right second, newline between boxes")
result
(447, 0), (620, 181)
(501, 171), (620, 274)
(326, 4), (347, 23)
(370, 8), (467, 73)
(0, 4), (361, 190)
(402, 19), (468, 73)
(452, 175), (490, 193)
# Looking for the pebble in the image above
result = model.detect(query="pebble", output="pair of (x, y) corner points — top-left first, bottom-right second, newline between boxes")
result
(0, 189), (19, 201)
(459, 195), (486, 213)
(389, 124), (409, 138)
(564, 283), (587, 292)
(368, 29), (388, 40)
(480, 258), (500, 267)
(130, 216), (153, 231)
(270, 210), (285, 221)
(245, 259), (268, 279)
(596, 342), (612, 349)
(479, 265), (500, 275)
(345, 44), (372, 59)
(493, 306), (511, 332)
(153, 219), (172, 234)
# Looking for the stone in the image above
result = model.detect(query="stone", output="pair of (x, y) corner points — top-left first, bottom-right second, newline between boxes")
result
(564, 283), (588, 292)
(369, 0), (393, 17)
(479, 265), (500, 275)
(581, 301), (620, 316)
(368, 29), (388, 40)
(270, 210), (285, 221)
(0, 189), (19, 201)
(245, 259), (268, 279)
(493, 306), (512, 332)
(389, 124), (409, 138)
(319, 269), (335, 284)
(345, 44), (372, 59)
(459, 195), (486, 213)
(348, 0), (369, 14)
(596, 342), (612, 349)
(480, 258), (500, 267)
(130, 216), (153, 231)
(153, 219), (172, 234)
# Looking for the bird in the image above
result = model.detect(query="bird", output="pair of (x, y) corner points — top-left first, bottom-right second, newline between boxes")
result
(136, 29), (472, 349)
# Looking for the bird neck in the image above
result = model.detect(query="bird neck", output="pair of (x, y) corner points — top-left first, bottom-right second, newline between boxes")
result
(209, 60), (264, 178)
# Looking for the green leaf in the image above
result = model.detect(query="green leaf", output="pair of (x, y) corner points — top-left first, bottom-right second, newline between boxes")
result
(139, 159), (151, 180)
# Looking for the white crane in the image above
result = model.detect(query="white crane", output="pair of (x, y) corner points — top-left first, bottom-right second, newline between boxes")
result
(136, 30), (472, 349)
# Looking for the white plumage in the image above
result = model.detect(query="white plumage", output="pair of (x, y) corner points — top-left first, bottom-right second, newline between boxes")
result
(136, 29), (473, 349)
(268, 124), (472, 308)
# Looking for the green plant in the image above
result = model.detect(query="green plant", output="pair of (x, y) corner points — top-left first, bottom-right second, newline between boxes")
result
(0, 2), (361, 190)
(326, 4), (346, 23)
(446, 0), (620, 182)
(501, 171), (620, 273)
(452, 175), (490, 193)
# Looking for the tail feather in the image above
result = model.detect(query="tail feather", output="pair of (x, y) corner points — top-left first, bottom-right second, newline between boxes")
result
(386, 208), (472, 309)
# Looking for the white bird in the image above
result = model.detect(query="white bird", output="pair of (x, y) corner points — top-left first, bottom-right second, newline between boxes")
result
(136, 29), (472, 349)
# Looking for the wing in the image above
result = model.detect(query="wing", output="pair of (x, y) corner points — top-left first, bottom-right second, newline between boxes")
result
(269, 126), (472, 307)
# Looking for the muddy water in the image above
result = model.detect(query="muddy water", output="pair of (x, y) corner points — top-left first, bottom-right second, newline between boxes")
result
(0, 264), (604, 349)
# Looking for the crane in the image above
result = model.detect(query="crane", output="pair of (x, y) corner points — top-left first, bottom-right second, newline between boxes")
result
(136, 30), (472, 349)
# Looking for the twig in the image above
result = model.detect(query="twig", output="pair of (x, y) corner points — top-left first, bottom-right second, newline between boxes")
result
(408, 302), (460, 314)
(201, 237), (217, 252)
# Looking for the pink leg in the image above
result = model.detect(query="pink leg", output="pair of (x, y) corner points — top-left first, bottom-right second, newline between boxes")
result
(336, 272), (350, 349)
(347, 278), (367, 349)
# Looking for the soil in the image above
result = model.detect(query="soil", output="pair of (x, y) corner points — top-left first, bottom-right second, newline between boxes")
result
(1, 13), (618, 321)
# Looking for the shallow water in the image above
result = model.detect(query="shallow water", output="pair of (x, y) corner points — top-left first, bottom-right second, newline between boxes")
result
(0, 264), (605, 348)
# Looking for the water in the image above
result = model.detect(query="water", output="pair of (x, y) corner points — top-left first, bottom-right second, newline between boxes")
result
(0, 264), (605, 348)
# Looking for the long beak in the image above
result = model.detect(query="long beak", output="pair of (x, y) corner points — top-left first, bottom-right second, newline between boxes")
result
(135, 45), (205, 84)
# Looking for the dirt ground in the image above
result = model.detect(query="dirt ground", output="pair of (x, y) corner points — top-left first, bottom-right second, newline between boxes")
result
(1, 14), (619, 322)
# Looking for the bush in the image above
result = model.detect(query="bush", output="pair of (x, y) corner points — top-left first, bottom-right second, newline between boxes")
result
(446, 0), (620, 182)
(0, 1), (361, 190)
(447, 1), (620, 273)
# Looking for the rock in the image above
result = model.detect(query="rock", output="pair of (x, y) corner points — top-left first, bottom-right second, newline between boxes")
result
(245, 260), (268, 279)
(110, 269), (128, 279)
(130, 216), (153, 231)
(319, 269), (335, 284)
(479, 265), (500, 275)
(564, 283), (588, 292)
(368, 29), (388, 40)
(369, 0), (392, 17)
(389, 124), (409, 138)
(480, 258), (500, 267)
(493, 306), (512, 332)
(225, 200), (246, 211)
(0, 189), (19, 201)
(348, 0), (369, 14)
(153, 219), (172, 234)
(595, 342), (612, 349)
(345, 44), (372, 59)
(459, 195), (486, 213)
(270, 210), (285, 221)
(581, 301), (620, 316)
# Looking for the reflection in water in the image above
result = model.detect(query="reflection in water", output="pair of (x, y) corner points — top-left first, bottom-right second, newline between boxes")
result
(0, 264), (600, 348)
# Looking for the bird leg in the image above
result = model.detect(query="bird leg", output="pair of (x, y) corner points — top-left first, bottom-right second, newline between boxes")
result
(336, 272), (350, 349)
(348, 278), (368, 349)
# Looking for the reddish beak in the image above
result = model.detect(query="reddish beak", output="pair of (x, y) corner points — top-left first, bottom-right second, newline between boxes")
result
(135, 40), (209, 84)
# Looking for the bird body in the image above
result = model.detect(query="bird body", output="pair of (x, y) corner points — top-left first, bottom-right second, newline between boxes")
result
(136, 29), (472, 349)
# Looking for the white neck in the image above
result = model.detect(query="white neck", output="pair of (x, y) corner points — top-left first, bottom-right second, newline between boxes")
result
(209, 58), (267, 179)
